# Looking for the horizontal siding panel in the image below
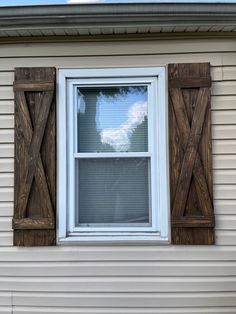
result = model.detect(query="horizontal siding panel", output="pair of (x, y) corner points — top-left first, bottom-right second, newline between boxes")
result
(0, 130), (13, 143)
(2, 277), (236, 293)
(12, 291), (236, 307)
(11, 306), (236, 314)
(212, 125), (236, 139)
(1, 247), (236, 262)
(0, 188), (13, 202)
(213, 155), (236, 169)
(1, 261), (236, 277)
(214, 199), (236, 214)
(212, 111), (236, 125)
(212, 81), (236, 96)
(0, 87), (13, 100)
(216, 231), (236, 245)
(216, 215), (236, 230)
(211, 66), (222, 81)
(0, 203), (13, 216)
(0, 293), (11, 306)
(212, 140), (236, 154)
(213, 170), (236, 184)
(223, 66), (236, 80)
(0, 233), (12, 247)
(0, 159), (13, 173)
(0, 101), (14, 114)
(0, 217), (12, 232)
(0, 54), (222, 71)
(0, 116), (14, 129)
(0, 144), (14, 158)
(0, 40), (232, 57)
(214, 185), (236, 199)
(223, 53), (236, 65)
(0, 174), (13, 187)
(212, 96), (236, 110)
(0, 72), (13, 86)
(0, 307), (10, 314)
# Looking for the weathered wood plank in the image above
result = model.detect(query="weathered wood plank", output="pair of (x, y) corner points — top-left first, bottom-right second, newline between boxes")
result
(169, 63), (214, 244)
(14, 67), (56, 246)
(170, 87), (212, 219)
(14, 80), (54, 91)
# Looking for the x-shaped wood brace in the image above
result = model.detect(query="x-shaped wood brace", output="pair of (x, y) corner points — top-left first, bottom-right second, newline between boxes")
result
(13, 85), (54, 229)
(170, 87), (214, 227)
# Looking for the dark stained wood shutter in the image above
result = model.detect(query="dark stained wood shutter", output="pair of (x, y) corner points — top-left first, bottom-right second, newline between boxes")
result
(13, 67), (56, 246)
(169, 63), (215, 245)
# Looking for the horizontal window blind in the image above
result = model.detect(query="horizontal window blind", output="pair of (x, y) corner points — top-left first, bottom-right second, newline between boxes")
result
(76, 158), (150, 225)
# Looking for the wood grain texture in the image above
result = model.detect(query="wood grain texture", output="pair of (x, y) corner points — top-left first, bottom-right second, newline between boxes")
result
(169, 63), (214, 245)
(13, 67), (56, 246)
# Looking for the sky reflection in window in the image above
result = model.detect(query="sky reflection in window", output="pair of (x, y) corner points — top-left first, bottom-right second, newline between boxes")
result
(77, 86), (148, 152)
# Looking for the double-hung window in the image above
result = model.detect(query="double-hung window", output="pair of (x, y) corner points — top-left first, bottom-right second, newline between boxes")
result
(58, 67), (169, 243)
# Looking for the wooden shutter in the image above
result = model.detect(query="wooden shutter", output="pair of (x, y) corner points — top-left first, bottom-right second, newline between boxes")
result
(169, 63), (214, 245)
(13, 67), (56, 246)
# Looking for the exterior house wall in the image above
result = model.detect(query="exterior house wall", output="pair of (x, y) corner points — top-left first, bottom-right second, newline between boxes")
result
(0, 37), (236, 313)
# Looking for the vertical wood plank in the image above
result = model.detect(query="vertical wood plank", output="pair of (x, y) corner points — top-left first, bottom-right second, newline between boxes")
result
(13, 67), (56, 246)
(169, 63), (214, 245)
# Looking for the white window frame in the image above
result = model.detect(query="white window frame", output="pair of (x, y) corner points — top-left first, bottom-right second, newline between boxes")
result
(57, 67), (170, 244)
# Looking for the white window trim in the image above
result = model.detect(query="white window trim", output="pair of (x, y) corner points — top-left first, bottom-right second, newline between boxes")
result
(57, 67), (170, 244)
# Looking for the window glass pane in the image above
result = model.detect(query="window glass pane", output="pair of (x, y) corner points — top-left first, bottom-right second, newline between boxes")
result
(77, 86), (148, 152)
(76, 158), (150, 225)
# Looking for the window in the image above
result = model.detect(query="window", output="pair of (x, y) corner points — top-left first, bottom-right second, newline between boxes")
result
(57, 67), (169, 243)
(13, 63), (214, 246)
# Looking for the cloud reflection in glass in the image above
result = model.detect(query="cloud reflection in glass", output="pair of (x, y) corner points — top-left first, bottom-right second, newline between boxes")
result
(77, 86), (148, 153)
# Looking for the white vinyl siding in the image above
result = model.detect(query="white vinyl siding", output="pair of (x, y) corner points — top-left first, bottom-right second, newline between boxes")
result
(0, 37), (236, 313)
